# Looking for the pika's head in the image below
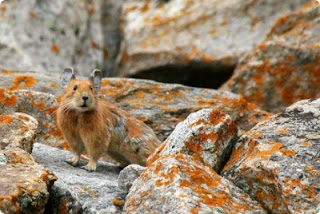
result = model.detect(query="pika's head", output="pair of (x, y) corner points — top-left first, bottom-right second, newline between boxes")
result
(59, 67), (102, 112)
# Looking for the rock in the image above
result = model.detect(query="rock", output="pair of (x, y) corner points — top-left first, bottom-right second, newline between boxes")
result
(124, 154), (267, 213)
(118, 164), (145, 193)
(32, 143), (126, 214)
(0, 0), (122, 76)
(116, 0), (308, 87)
(222, 98), (320, 213)
(0, 89), (63, 149)
(100, 78), (270, 141)
(0, 113), (38, 154)
(0, 148), (57, 214)
(220, 2), (320, 113)
(148, 109), (239, 172)
(1, 75), (270, 142)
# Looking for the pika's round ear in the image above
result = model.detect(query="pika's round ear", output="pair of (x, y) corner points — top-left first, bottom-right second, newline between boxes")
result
(89, 69), (102, 93)
(59, 67), (76, 88)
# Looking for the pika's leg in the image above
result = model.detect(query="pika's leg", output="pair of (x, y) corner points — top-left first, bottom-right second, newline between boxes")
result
(81, 138), (108, 172)
(67, 141), (85, 167)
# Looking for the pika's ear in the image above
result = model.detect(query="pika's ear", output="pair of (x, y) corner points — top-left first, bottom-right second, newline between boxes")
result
(89, 69), (102, 93)
(59, 67), (76, 88)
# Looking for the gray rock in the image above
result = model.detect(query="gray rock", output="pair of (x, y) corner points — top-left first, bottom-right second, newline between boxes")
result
(0, 0), (122, 76)
(117, 0), (308, 85)
(148, 108), (240, 172)
(222, 98), (320, 213)
(118, 164), (145, 193)
(0, 112), (38, 153)
(32, 143), (126, 214)
(124, 154), (267, 214)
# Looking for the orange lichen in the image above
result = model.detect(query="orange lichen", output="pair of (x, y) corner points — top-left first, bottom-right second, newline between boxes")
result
(111, 198), (124, 206)
(103, 45), (109, 59)
(90, 40), (97, 49)
(10, 76), (36, 90)
(300, 141), (311, 147)
(136, 91), (145, 99)
(51, 43), (59, 54)
(29, 11), (36, 18)
(0, 115), (13, 125)
(249, 142), (282, 161)
(1, 4), (7, 12)
(277, 128), (288, 134)
(280, 149), (296, 157)
(209, 110), (225, 125)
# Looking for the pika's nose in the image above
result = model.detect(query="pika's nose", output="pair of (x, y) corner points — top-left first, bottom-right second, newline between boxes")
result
(82, 96), (88, 101)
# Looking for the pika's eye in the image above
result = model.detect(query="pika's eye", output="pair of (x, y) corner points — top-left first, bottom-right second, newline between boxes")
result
(73, 85), (77, 91)
(90, 86), (93, 91)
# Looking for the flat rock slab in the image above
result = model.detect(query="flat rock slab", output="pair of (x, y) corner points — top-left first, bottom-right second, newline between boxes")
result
(221, 2), (320, 113)
(222, 98), (320, 213)
(32, 143), (126, 214)
(124, 154), (267, 214)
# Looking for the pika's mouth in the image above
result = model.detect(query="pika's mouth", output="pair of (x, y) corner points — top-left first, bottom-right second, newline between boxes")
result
(80, 104), (87, 108)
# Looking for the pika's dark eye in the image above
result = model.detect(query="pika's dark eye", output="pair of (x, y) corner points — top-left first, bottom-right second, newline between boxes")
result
(73, 85), (77, 90)
(90, 86), (93, 91)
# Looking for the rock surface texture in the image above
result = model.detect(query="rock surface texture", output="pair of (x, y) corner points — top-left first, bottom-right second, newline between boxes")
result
(148, 108), (239, 172)
(118, 164), (146, 193)
(124, 154), (267, 214)
(222, 98), (320, 213)
(117, 0), (308, 87)
(221, 2), (320, 113)
(0, 0), (122, 76)
(0, 112), (38, 154)
(32, 143), (126, 214)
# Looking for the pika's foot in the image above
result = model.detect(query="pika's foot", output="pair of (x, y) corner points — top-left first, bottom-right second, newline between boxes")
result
(81, 164), (96, 172)
(66, 156), (80, 167)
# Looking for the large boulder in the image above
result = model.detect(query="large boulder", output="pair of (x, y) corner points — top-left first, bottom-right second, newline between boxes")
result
(222, 98), (320, 213)
(0, 74), (270, 142)
(221, 2), (320, 113)
(0, 148), (56, 214)
(0, 0), (122, 76)
(116, 0), (308, 87)
(32, 143), (126, 214)
(124, 154), (267, 213)
(148, 108), (239, 172)
(0, 112), (38, 154)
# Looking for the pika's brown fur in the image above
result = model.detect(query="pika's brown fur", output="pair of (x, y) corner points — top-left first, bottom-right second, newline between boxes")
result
(57, 68), (161, 171)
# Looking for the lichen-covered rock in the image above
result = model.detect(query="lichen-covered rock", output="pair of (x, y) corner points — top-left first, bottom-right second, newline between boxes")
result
(118, 164), (145, 193)
(0, 113), (38, 154)
(0, 148), (57, 214)
(221, 2), (320, 113)
(222, 98), (320, 213)
(124, 154), (266, 213)
(0, 0), (122, 76)
(116, 0), (308, 85)
(0, 89), (63, 148)
(32, 143), (126, 214)
(148, 109), (239, 172)
(1, 75), (270, 142)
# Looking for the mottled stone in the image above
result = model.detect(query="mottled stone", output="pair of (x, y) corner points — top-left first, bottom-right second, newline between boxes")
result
(221, 2), (320, 113)
(124, 154), (266, 213)
(32, 143), (126, 214)
(0, 0), (122, 76)
(117, 0), (308, 85)
(149, 109), (239, 172)
(0, 113), (38, 154)
(222, 98), (320, 213)
(118, 164), (145, 193)
(0, 148), (57, 214)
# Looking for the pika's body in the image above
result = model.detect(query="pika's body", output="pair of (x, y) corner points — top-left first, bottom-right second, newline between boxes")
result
(57, 68), (160, 171)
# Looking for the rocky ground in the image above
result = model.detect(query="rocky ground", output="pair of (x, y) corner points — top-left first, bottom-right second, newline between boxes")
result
(1, 0), (320, 214)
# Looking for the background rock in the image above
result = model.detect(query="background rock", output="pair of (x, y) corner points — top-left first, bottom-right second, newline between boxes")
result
(0, 148), (56, 214)
(0, 0), (122, 76)
(118, 164), (145, 193)
(124, 154), (267, 213)
(221, 2), (320, 113)
(222, 98), (320, 213)
(0, 74), (270, 142)
(0, 112), (38, 154)
(148, 108), (239, 172)
(32, 143), (126, 214)
(116, 0), (308, 88)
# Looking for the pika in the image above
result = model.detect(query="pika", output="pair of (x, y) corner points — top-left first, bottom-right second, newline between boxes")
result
(57, 68), (161, 171)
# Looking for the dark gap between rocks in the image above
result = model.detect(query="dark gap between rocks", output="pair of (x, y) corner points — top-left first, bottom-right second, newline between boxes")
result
(130, 63), (236, 89)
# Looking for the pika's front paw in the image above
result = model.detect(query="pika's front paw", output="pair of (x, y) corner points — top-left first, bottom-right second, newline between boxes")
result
(81, 164), (96, 172)
(66, 156), (80, 167)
